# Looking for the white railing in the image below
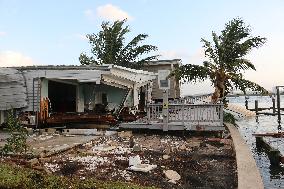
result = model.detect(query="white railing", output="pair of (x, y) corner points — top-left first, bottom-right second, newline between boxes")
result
(147, 103), (223, 126)
(183, 93), (213, 104)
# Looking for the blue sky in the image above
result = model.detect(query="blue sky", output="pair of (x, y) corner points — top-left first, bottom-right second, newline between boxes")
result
(1, 0), (284, 95)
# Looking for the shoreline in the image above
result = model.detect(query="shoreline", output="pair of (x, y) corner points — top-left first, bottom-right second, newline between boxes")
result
(226, 123), (264, 189)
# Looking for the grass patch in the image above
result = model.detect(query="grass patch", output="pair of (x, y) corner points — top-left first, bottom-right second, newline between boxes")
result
(0, 163), (156, 189)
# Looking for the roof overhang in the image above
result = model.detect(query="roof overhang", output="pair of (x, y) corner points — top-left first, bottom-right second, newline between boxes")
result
(102, 64), (156, 88)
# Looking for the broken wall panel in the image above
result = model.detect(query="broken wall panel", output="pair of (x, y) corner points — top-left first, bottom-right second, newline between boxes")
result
(0, 68), (27, 110)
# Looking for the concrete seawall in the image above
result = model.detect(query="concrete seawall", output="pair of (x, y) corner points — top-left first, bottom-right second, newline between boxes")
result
(226, 123), (264, 189)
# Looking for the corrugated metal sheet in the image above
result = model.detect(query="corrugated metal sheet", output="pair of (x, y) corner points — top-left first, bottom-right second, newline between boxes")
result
(0, 68), (27, 110)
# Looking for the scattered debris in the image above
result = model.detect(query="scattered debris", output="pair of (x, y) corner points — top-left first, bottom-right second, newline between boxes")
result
(162, 154), (170, 160)
(1, 131), (237, 189)
(128, 164), (157, 173)
(129, 155), (142, 166)
(44, 162), (60, 172)
(118, 131), (133, 138)
(38, 135), (54, 141)
(28, 158), (39, 168)
(132, 144), (142, 152)
(105, 131), (117, 136)
(163, 170), (181, 183)
(179, 144), (187, 150)
(93, 145), (117, 152)
(129, 136), (134, 148)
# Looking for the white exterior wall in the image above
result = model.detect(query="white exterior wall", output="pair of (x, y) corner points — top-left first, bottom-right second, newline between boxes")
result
(41, 78), (48, 99)
(77, 85), (84, 112)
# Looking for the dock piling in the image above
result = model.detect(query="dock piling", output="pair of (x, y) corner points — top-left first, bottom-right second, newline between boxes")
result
(255, 100), (258, 115)
(272, 97), (276, 114)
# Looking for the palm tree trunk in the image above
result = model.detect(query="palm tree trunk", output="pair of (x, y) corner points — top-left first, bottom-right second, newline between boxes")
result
(211, 71), (226, 103)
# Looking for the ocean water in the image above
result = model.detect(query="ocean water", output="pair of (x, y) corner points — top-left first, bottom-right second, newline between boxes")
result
(227, 96), (284, 189)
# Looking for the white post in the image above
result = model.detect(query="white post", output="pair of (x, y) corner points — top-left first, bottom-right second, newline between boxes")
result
(0, 110), (4, 124)
(76, 85), (84, 112)
(163, 89), (169, 131)
(133, 84), (139, 108)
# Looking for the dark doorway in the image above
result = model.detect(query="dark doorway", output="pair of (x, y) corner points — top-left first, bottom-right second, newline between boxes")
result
(138, 88), (146, 111)
(48, 80), (76, 112)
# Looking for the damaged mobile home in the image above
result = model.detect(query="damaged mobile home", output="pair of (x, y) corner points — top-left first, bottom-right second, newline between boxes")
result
(0, 64), (157, 127)
(1, 59), (224, 131)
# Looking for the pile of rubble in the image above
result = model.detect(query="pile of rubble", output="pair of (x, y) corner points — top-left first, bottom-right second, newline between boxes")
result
(1, 129), (237, 188)
(38, 131), (236, 188)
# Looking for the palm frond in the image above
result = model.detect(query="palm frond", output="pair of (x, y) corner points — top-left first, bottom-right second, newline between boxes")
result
(170, 64), (210, 83)
(231, 58), (256, 72)
(231, 77), (268, 95)
(80, 20), (158, 67)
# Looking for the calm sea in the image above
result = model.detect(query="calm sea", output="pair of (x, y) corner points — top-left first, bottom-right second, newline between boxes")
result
(227, 96), (284, 189)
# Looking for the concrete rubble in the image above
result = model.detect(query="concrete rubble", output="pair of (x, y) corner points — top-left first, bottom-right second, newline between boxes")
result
(127, 154), (157, 172)
(162, 154), (170, 160)
(128, 164), (157, 173)
(163, 170), (181, 183)
(129, 155), (142, 166)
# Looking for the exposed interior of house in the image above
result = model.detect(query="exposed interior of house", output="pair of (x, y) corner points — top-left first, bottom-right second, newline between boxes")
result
(48, 80), (77, 113)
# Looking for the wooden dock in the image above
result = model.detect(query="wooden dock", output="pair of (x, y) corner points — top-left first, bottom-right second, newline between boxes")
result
(120, 103), (224, 131)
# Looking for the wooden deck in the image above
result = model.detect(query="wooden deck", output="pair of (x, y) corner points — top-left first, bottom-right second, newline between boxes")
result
(120, 103), (224, 131)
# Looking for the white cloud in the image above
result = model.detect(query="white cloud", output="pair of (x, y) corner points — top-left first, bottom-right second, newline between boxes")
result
(84, 9), (96, 21)
(0, 51), (35, 67)
(0, 31), (7, 37)
(96, 4), (133, 21)
(160, 50), (190, 62)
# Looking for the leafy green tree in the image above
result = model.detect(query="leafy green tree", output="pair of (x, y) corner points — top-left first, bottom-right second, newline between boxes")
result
(79, 19), (159, 69)
(171, 18), (268, 102)
(0, 110), (28, 155)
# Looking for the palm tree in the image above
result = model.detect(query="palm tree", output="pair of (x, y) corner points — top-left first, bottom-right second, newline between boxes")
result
(79, 19), (159, 69)
(171, 18), (268, 103)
